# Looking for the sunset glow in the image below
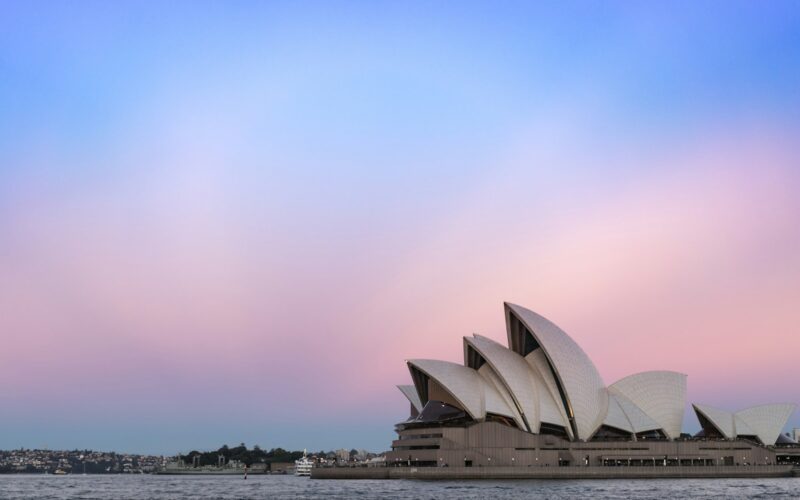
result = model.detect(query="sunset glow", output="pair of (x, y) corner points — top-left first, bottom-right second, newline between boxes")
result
(1, 2), (799, 453)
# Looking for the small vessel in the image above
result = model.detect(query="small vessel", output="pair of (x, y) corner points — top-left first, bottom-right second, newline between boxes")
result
(53, 469), (68, 475)
(294, 449), (312, 476)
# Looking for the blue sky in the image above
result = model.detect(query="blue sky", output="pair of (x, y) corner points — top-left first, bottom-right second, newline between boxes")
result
(1, 1), (799, 454)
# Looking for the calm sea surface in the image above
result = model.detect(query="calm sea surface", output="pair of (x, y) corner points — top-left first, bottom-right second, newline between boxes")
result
(0, 474), (798, 499)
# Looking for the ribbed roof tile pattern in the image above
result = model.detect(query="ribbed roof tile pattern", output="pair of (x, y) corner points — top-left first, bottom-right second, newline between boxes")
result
(408, 359), (485, 419)
(407, 359), (517, 421)
(477, 364), (524, 427)
(733, 414), (757, 437)
(505, 303), (608, 440)
(397, 302), (794, 445)
(736, 404), (796, 445)
(524, 349), (572, 435)
(604, 395), (634, 433)
(397, 384), (423, 413)
(693, 403), (796, 445)
(608, 371), (687, 439)
(612, 392), (662, 433)
(467, 335), (541, 432)
(693, 404), (734, 438)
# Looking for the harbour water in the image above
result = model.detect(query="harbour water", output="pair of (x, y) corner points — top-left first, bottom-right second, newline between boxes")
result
(0, 474), (798, 499)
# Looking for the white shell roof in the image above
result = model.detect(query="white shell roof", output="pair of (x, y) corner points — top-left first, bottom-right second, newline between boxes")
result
(693, 402), (796, 445)
(506, 303), (608, 440)
(612, 392), (663, 433)
(735, 404), (796, 445)
(693, 404), (734, 438)
(733, 414), (757, 437)
(466, 335), (541, 432)
(477, 364), (523, 422)
(397, 384), (423, 413)
(407, 359), (517, 421)
(397, 302), (795, 445)
(604, 394), (634, 433)
(608, 371), (687, 439)
(524, 349), (572, 435)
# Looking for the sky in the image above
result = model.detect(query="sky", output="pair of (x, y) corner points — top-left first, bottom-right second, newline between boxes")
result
(1, 1), (800, 454)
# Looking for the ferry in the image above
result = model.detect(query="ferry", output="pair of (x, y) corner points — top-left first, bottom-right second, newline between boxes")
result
(294, 449), (312, 476)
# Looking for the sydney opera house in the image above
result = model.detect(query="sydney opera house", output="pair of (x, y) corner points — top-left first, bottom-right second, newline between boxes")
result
(380, 303), (800, 475)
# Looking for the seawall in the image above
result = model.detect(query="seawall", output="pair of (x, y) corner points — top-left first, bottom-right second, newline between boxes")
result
(311, 465), (794, 480)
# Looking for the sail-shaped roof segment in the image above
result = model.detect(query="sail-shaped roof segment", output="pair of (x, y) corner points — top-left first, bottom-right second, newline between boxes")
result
(603, 395), (634, 433)
(693, 403), (796, 445)
(614, 393), (663, 433)
(476, 364), (524, 424)
(733, 414), (757, 437)
(397, 385), (423, 413)
(608, 371), (687, 439)
(505, 303), (608, 440)
(406, 359), (517, 422)
(693, 404), (734, 438)
(524, 349), (572, 436)
(465, 335), (541, 432)
(735, 404), (796, 445)
(408, 359), (483, 418)
(461, 341), (524, 426)
(602, 392), (663, 435)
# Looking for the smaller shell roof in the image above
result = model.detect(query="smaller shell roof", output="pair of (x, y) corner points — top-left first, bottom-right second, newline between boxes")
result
(736, 403), (796, 445)
(407, 359), (517, 421)
(733, 414), (757, 437)
(408, 359), (483, 418)
(466, 334), (541, 432)
(603, 395), (634, 433)
(397, 384), (423, 413)
(609, 371), (687, 439)
(693, 404), (734, 438)
(476, 364), (523, 423)
(693, 403), (797, 444)
(524, 349), (573, 436)
(602, 393), (663, 435)
(614, 393), (663, 433)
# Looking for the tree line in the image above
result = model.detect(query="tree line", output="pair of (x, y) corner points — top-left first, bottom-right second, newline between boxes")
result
(180, 444), (319, 467)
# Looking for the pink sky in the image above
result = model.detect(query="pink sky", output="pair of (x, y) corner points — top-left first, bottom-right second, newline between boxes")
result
(2, 121), (798, 452)
(2, 2), (800, 453)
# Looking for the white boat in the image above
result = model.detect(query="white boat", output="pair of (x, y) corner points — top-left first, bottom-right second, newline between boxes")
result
(294, 449), (312, 476)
